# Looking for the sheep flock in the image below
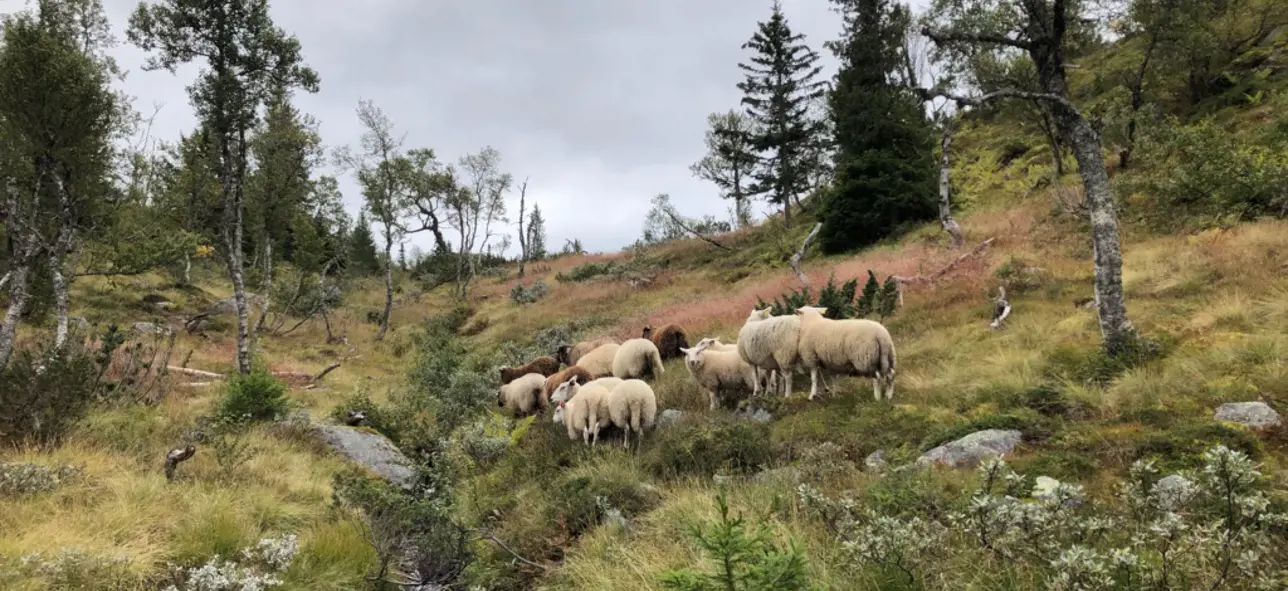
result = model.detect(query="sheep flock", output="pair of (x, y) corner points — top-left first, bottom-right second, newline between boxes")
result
(496, 305), (897, 448)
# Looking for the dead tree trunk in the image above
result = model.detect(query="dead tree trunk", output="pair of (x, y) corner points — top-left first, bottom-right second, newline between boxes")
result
(376, 231), (394, 341)
(516, 178), (528, 278)
(938, 123), (965, 249)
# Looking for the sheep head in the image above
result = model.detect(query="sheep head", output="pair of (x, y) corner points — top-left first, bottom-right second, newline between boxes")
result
(795, 305), (828, 318)
(552, 402), (565, 424)
(747, 308), (773, 322)
(555, 344), (573, 366)
(641, 325), (654, 338)
(551, 377), (581, 404)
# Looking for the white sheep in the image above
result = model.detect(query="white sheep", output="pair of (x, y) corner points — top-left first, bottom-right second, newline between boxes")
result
(694, 337), (739, 353)
(575, 343), (620, 378)
(606, 379), (657, 448)
(736, 308), (802, 398)
(681, 341), (757, 410)
(496, 372), (547, 417)
(794, 305), (896, 401)
(552, 381), (613, 445)
(552, 376), (623, 404)
(611, 338), (665, 380)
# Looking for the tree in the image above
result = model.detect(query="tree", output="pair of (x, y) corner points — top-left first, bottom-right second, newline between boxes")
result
(0, 0), (122, 368)
(737, 0), (829, 229)
(527, 203), (547, 261)
(922, 0), (1137, 355)
(402, 147), (453, 254)
(128, 0), (320, 374)
(690, 110), (759, 228)
(515, 177), (530, 277)
(348, 211), (380, 275)
(448, 146), (509, 298)
(819, 0), (938, 255)
(341, 99), (409, 341)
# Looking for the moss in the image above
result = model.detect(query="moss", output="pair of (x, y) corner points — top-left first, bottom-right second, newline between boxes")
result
(1131, 422), (1265, 472)
(643, 416), (773, 479)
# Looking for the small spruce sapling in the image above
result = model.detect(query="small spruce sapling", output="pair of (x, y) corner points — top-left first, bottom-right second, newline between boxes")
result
(877, 275), (900, 319)
(857, 270), (881, 318)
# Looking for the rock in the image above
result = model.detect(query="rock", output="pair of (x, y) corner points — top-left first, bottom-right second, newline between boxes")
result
(205, 293), (265, 316)
(753, 466), (803, 484)
(1214, 402), (1282, 429)
(316, 425), (415, 489)
(917, 429), (1023, 469)
(69, 316), (90, 331)
(602, 508), (629, 531)
(657, 409), (685, 428)
(864, 450), (888, 473)
(132, 321), (170, 335)
(737, 407), (773, 424)
(712, 473), (729, 486)
(1155, 474), (1197, 511)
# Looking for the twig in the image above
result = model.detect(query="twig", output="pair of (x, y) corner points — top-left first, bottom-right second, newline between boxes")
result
(990, 286), (1012, 330)
(663, 208), (731, 250)
(789, 223), (824, 287)
(473, 530), (550, 571)
(312, 362), (342, 383)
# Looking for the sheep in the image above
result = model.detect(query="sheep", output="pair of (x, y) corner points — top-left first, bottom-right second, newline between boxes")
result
(794, 305), (896, 401)
(737, 308), (802, 398)
(606, 379), (657, 448)
(496, 372), (548, 417)
(694, 337), (739, 353)
(543, 365), (593, 405)
(552, 380), (613, 445)
(642, 324), (690, 360)
(556, 336), (619, 366)
(681, 340), (757, 410)
(611, 338), (665, 380)
(551, 375), (623, 404)
(499, 355), (561, 385)
(575, 342), (621, 378)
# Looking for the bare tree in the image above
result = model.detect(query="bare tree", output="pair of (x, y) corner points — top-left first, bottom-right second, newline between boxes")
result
(447, 146), (510, 298)
(515, 177), (529, 278)
(937, 118), (965, 249)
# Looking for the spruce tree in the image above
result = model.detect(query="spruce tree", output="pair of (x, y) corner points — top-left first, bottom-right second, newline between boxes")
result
(348, 211), (381, 275)
(819, 0), (937, 254)
(857, 270), (881, 317)
(736, 0), (828, 229)
(527, 204), (547, 261)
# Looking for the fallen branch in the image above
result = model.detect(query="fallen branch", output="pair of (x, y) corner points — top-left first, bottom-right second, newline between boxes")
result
(990, 286), (1012, 330)
(473, 530), (549, 571)
(164, 445), (196, 481)
(312, 362), (341, 383)
(179, 381), (216, 388)
(789, 223), (824, 287)
(889, 237), (996, 307)
(663, 208), (731, 250)
(167, 366), (224, 379)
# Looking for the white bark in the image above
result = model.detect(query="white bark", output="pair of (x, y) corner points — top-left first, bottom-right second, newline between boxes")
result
(0, 262), (31, 370)
(939, 124), (964, 249)
(376, 231), (394, 341)
(52, 255), (70, 349)
(182, 253), (192, 286)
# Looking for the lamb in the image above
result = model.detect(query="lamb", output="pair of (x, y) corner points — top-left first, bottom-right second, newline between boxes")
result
(499, 356), (560, 385)
(551, 380), (613, 445)
(574, 343), (620, 378)
(681, 340), (757, 410)
(736, 308), (802, 398)
(642, 324), (690, 360)
(556, 336), (619, 366)
(542, 365), (593, 405)
(496, 372), (547, 417)
(606, 379), (658, 448)
(794, 305), (896, 401)
(611, 338), (665, 380)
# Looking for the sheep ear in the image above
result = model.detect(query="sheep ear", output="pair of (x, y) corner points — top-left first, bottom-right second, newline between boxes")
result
(816, 307), (828, 315)
(679, 347), (690, 354)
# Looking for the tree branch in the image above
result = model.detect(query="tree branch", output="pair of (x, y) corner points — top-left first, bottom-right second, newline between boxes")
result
(892, 237), (996, 287)
(921, 26), (1033, 51)
(990, 285), (1012, 330)
(789, 223), (823, 287)
(918, 86), (1082, 118)
(663, 207), (731, 250)
(473, 530), (549, 571)
(311, 362), (341, 383)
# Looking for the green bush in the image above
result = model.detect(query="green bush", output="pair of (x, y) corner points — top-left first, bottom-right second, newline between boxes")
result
(756, 271), (897, 321)
(0, 343), (100, 447)
(644, 417), (773, 478)
(508, 279), (548, 305)
(555, 260), (622, 282)
(548, 467), (662, 537)
(216, 368), (289, 422)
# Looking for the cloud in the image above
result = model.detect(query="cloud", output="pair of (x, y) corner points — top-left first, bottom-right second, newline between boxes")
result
(99, 0), (881, 255)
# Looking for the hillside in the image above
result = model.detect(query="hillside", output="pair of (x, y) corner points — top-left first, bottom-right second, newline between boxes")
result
(7, 2), (1288, 590)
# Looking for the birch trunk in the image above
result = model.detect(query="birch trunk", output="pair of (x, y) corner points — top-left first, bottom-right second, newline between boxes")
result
(221, 130), (252, 375)
(938, 124), (965, 249)
(182, 253), (191, 286)
(0, 262), (31, 370)
(376, 234), (393, 341)
(253, 240), (272, 340)
(52, 252), (70, 349)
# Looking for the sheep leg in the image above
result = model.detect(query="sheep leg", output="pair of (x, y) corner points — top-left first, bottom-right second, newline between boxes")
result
(709, 388), (718, 411)
(808, 367), (819, 401)
(623, 425), (630, 449)
(873, 376), (882, 402)
(751, 366), (762, 397)
(884, 372), (895, 400)
(783, 368), (793, 398)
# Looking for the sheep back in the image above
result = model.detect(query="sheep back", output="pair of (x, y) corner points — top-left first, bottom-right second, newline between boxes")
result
(737, 314), (801, 371)
(499, 356), (561, 385)
(544, 365), (593, 403)
(798, 312), (896, 377)
(608, 379), (658, 433)
(612, 338), (665, 380)
(643, 324), (689, 360)
(563, 384), (612, 441)
(560, 336), (618, 366)
(497, 373), (547, 417)
(576, 343), (620, 378)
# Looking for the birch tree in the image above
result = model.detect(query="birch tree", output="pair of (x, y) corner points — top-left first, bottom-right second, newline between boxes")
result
(128, 0), (320, 374)
(448, 146), (509, 298)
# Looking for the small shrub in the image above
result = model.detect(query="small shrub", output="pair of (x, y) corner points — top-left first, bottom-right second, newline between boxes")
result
(997, 140), (1031, 167)
(508, 279), (548, 305)
(0, 462), (84, 496)
(1131, 422), (1263, 471)
(0, 343), (100, 447)
(205, 415), (257, 481)
(161, 533), (300, 590)
(644, 417), (773, 478)
(216, 368), (289, 423)
(364, 309), (384, 325)
(14, 548), (137, 590)
(555, 260), (622, 282)
(548, 467), (662, 537)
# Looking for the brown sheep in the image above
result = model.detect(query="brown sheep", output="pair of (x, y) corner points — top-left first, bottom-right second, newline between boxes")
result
(542, 365), (593, 406)
(643, 324), (689, 360)
(556, 336), (618, 366)
(499, 356), (561, 385)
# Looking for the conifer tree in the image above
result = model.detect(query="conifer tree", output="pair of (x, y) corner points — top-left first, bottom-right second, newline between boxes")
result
(820, 0), (937, 254)
(736, 0), (828, 229)
(527, 204), (547, 261)
(690, 110), (759, 228)
(857, 270), (881, 318)
(348, 212), (381, 276)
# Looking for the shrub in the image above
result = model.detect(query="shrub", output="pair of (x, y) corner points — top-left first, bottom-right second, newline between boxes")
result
(548, 466), (663, 537)
(555, 260), (623, 283)
(0, 462), (83, 496)
(755, 272), (895, 320)
(644, 417), (773, 478)
(508, 279), (548, 305)
(0, 343), (100, 447)
(216, 368), (289, 423)
(12, 548), (137, 590)
(160, 533), (300, 590)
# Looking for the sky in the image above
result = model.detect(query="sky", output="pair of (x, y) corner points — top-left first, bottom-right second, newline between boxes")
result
(81, 0), (924, 256)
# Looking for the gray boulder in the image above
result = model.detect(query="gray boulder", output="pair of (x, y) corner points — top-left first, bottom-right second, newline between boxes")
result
(1214, 402), (1282, 429)
(864, 450), (889, 473)
(737, 407), (773, 424)
(657, 409), (685, 428)
(316, 425), (415, 489)
(917, 429), (1023, 469)
(132, 321), (170, 335)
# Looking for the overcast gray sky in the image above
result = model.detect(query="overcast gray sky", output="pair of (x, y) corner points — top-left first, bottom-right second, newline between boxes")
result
(89, 0), (912, 255)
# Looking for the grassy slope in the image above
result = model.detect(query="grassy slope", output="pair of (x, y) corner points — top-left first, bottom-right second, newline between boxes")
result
(5, 54), (1288, 591)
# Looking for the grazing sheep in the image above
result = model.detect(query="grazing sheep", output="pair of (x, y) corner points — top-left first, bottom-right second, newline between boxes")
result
(642, 324), (690, 360)
(575, 343), (621, 378)
(556, 336), (619, 366)
(499, 356), (560, 385)
(611, 338), (665, 380)
(552, 381), (613, 445)
(543, 365), (593, 405)
(681, 341), (757, 410)
(737, 308), (802, 398)
(607, 379), (658, 448)
(551, 375), (623, 404)
(694, 337), (739, 353)
(497, 372), (548, 417)
(795, 305), (896, 401)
